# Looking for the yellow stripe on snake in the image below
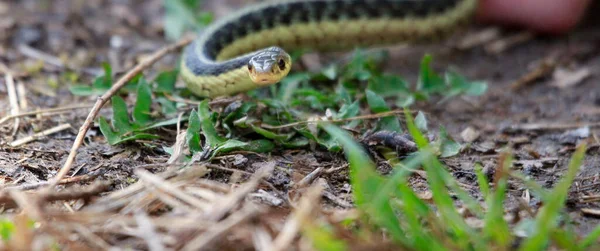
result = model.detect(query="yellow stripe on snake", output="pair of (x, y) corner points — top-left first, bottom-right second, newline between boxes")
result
(180, 0), (478, 98)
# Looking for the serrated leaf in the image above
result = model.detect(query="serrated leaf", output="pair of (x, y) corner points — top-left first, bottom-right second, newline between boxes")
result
(133, 78), (152, 125)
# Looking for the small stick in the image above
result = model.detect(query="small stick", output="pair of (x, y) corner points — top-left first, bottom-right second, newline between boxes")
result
(0, 104), (94, 125)
(2, 66), (20, 135)
(48, 36), (194, 191)
(9, 123), (72, 147)
(261, 109), (417, 130)
(182, 205), (261, 251)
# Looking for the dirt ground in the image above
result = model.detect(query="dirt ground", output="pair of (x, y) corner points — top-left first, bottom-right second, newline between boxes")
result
(1, 0), (600, 249)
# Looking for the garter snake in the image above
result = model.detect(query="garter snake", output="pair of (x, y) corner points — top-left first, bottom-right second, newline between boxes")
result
(180, 0), (478, 98)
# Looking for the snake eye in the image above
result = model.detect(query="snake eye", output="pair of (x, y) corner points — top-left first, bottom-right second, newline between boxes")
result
(277, 59), (286, 71)
(247, 64), (253, 72)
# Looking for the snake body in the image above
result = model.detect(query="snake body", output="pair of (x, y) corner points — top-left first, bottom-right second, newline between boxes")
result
(180, 0), (478, 98)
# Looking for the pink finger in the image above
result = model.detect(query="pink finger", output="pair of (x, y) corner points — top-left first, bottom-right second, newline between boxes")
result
(476, 0), (591, 34)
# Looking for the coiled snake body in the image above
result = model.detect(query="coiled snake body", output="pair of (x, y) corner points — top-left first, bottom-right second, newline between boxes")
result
(180, 0), (477, 98)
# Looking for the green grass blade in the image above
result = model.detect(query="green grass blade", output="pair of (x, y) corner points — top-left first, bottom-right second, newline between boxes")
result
(519, 144), (586, 251)
(483, 152), (512, 247)
(474, 163), (490, 199)
(579, 224), (600, 249)
(404, 109), (484, 249)
(321, 123), (409, 245)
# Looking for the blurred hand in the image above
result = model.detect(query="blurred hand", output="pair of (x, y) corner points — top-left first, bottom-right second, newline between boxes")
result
(476, 0), (591, 34)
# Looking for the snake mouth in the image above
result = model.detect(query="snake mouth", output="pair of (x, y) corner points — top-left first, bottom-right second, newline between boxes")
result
(248, 72), (284, 86)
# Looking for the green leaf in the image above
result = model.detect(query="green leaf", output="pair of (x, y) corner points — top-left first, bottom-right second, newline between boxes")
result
(251, 126), (291, 141)
(98, 116), (122, 145)
(198, 100), (225, 147)
(366, 90), (402, 132)
(236, 139), (275, 153)
(321, 65), (338, 80)
(366, 89), (388, 113)
(278, 72), (310, 104)
(211, 139), (274, 157)
(414, 111), (428, 132)
(336, 101), (360, 119)
(154, 70), (178, 93)
(367, 74), (409, 97)
(110, 96), (133, 134)
(438, 126), (461, 158)
(133, 78), (152, 125)
(93, 63), (112, 90)
(157, 97), (178, 115)
(186, 109), (202, 154)
(417, 54), (444, 92)
(68, 85), (95, 96)
(70, 63), (113, 96)
(464, 81), (488, 96)
(116, 133), (161, 144)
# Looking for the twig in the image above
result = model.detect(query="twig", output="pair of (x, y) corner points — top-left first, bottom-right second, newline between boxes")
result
(261, 109), (413, 130)
(0, 104), (94, 125)
(507, 121), (600, 132)
(510, 56), (557, 90)
(294, 167), (323, 189)
(48, 36), (193, 191)
(0, 181), (112, 209)
(1, 65), (20, 135)
(3, 168), (104, 190)
(204, 162), (274, 221)
(9, 123), (72, 147)
(182, 204), (261, 251)
(17, 81), (27, 110)
(270, 182), (323, 251)
(135, 169), (211, 211)
(18, 44), (102, 76)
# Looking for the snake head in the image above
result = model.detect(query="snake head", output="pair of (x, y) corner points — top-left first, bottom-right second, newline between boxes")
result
(247, 47), (292, 86)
